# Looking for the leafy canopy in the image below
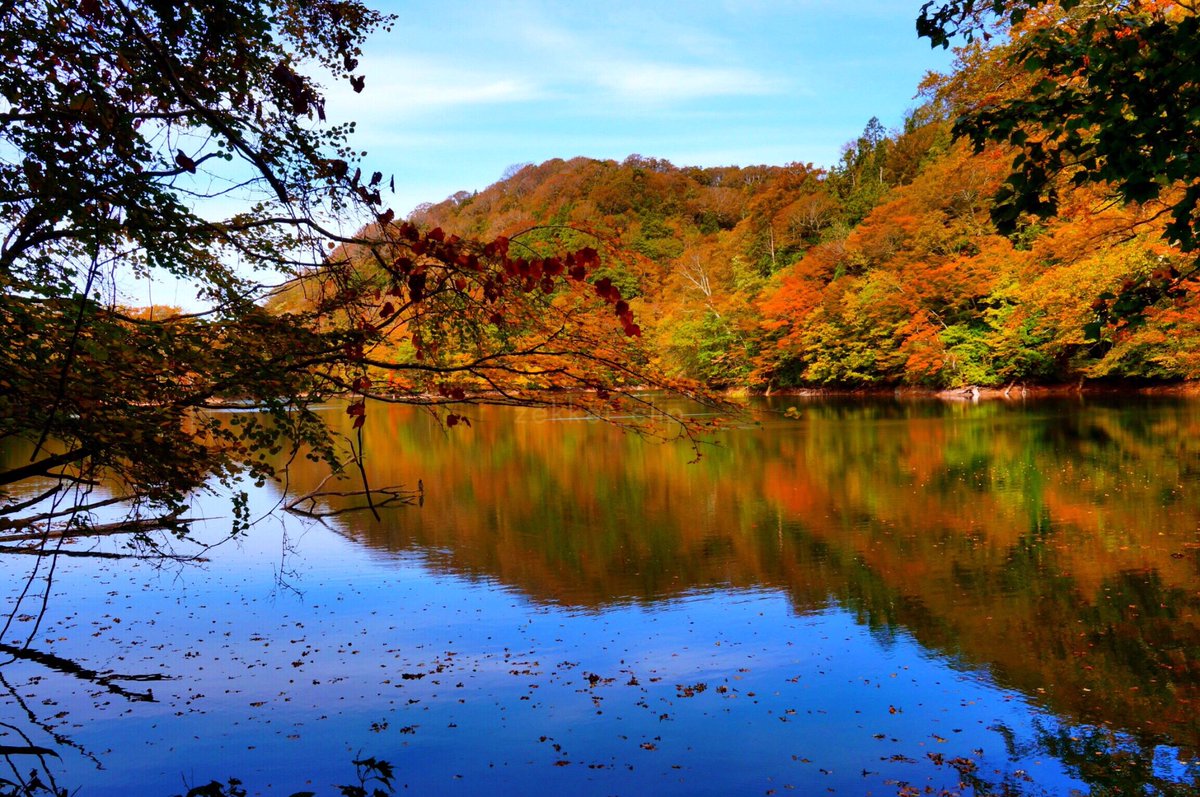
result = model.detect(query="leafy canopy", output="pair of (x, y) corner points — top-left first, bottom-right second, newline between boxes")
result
(918, 0), (1200, 327)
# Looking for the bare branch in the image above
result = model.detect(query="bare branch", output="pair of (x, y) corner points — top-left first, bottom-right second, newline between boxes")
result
(285, 485), (419, 518)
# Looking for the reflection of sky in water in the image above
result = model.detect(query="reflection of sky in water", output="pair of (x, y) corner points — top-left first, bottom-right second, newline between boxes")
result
(6, 398), (1200, 794)
(3, 512), (1086, 796)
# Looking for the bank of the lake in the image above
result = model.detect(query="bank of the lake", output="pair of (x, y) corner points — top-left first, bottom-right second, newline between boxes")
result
(756, 378), (1200, 401)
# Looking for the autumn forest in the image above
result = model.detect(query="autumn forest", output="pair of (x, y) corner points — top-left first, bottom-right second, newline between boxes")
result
(7, 1), (1200, 795)
(384, 42), (1197, 393)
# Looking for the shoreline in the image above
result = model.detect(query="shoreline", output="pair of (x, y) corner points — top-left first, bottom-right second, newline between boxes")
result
(755, 381), (1200, 401)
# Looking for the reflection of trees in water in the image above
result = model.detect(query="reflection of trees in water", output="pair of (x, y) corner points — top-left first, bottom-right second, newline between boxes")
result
(883, 719), (1200, 796)
(0, 669), (78, 797)
(0, 440), (211, 796)
(281, 398), (1200, 773)
(0, 649), (165, 797)
(959, 721), (1200, 797)
(6, 398), (1200, 794)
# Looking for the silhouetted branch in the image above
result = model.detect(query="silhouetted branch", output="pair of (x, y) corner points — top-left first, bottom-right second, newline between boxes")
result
(0, 514), (204, 544)
(285, 485), (420, 518)
(0, 545), (205, 561)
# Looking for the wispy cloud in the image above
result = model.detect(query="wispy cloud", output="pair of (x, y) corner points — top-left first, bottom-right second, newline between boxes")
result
(383, 77), (539, 109)
(594, 63), (778, 104)
(324, 56), (543, 121)
(502, 9), (784, 105)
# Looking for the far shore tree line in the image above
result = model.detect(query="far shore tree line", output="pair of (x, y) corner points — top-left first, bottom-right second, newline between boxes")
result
(415, 0), (1200, 391)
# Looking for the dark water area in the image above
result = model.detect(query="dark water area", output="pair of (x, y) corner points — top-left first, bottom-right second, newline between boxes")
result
(3, 396), (1200, 795)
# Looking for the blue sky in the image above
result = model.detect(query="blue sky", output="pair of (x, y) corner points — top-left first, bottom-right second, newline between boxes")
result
(322, 0), (958, 217)
(128, 1), (957, 309)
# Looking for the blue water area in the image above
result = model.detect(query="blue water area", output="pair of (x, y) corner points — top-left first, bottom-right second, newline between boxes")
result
(5, 398), (1200, 795)
(3, 518), (1078, 796)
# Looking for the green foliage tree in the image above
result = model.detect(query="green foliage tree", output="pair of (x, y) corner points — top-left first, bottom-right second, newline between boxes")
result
(830, 117), (892, 225)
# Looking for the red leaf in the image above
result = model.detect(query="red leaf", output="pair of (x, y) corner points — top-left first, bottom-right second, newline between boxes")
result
(352, 415), (366, 429)
(408, 272), (426, 300)
(483, 236), (510, 258)
(380, 302), (395, 317)
(446, 414), (459, 428)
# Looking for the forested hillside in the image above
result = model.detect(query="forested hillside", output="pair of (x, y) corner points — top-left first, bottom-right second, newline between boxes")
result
(401, 35), (1198, 391)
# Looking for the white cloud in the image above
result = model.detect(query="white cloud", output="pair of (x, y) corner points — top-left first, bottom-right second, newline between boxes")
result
(323, 56), (543, 122)
(594, 63), (777, 104)
(384, 78), (539, 109)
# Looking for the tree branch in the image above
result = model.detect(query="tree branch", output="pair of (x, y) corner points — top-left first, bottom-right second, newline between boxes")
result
(0, 448), (95, 489)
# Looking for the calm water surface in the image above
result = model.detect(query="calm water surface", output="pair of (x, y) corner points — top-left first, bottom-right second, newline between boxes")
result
(3, 397), (1200, 795)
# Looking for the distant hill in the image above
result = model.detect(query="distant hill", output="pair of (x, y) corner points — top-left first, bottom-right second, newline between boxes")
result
(397, 55), (1200, 390)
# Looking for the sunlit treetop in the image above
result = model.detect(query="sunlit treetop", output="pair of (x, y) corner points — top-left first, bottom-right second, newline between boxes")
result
(917, 0), (1200, 329)
(918, 0), (1200, 243)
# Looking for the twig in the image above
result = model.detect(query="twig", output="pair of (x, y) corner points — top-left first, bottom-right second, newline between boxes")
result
(285, 485), (418, 518)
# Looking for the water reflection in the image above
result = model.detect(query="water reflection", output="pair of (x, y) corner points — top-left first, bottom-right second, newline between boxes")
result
(283, 397), (1200, 758)
(4, 397), (1200, 794)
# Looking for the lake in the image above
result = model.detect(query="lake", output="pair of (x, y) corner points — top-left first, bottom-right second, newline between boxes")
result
(3, 396), (1200, 795)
